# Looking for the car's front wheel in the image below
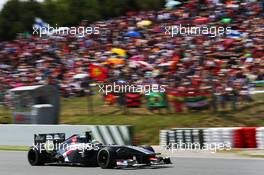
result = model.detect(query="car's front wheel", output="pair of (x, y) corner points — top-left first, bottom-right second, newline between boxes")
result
(97, 147), (116, 169)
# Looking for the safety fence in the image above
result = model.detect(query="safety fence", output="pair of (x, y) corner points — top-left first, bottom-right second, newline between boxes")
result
(0, 124), (133, 146)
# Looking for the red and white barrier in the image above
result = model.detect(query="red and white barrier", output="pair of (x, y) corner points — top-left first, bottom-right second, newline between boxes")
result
(204, 128), (235, 147)
(160, 127), (264, 149)
(256, 127), (264, 149)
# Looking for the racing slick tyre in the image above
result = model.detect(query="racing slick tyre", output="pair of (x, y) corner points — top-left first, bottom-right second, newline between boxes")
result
(97, 147), (116, 169)
(163, 157), (172, 164)
(141, 145), (155, 153)
(28, 148), (47, 166)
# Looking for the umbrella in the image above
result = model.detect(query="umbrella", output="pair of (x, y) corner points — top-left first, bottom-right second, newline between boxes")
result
(226, 3), (239, 8)
(117, 79), (126, 84)
(13, 83), (25, 88)
(124, 31), (141, 37)
(111, 48), (127, 57)
(129, 55), (144, 61)
(103, 58), (125, 65)
(227, 30), (242, 39)
(137, 20), (152, 27)
(73, 73), (89, 79)
(158, 61), (174, 67)
(221, 18), (232, 24)
(130, 61), (153, 70)
(128, 61), (138, 68)
(165, 0), (182, 9)
(194, 17), (209, 23)
(0, 64), (11, 69)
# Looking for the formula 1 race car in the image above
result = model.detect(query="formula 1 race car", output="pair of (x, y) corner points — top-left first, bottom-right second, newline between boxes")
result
(27, 132), (171, 169)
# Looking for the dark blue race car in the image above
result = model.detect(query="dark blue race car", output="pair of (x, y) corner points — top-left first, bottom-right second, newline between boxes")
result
(27, 132), (171, 169)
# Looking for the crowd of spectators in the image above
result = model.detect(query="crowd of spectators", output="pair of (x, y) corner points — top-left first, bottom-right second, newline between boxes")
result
(0, 0), (263, 111)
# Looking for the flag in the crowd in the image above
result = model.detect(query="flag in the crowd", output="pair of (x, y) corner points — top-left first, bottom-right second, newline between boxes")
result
(170, 55), (180, 69)
(185, 93), (210, 110)
(167, 91), (185, 102)
(33, 17), (50, 35)
(33, 17), (69, 36)
(104, 94), (117, 105)
(253, 80), (264, 87)
(146, 92), (167, 108)
(126, 93), (141, 107)
(89, 64), (108, 82)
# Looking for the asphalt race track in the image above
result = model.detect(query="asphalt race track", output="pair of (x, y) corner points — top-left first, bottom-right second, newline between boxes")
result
(0, 151), (264, 175)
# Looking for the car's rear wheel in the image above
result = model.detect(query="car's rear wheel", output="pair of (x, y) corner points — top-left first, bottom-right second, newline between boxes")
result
(163, 157), (172, 164)
(28, 148), (46, 166)
(97, 147), (116, 169)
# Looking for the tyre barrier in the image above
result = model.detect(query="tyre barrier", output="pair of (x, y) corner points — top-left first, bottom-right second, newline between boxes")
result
(160, 127), (264, 149)
(160, 128), (204, 148)
(204, 128), (235, 148)
(256, 127), (264, 149)
(233, 127), (257, 148)
(160, 130), (170, 147)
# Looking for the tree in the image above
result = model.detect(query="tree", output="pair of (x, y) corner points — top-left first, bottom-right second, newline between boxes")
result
(136, 0), (164, 11)
(0, 0), (44, 40)
(0, 0), (165, 40)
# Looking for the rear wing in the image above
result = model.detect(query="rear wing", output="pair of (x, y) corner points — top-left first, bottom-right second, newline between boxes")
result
(34, 133), (65, 145)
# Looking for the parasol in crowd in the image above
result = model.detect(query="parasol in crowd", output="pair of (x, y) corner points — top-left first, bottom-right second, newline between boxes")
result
(129, 60), (153, 70)
(158, 61), (175, 67)
(124, 31), (142, 37)
(227, 30), (242, 39)
(165, 0), (182, 9)
(221, 18), (232, 24)
(111, 48), (127, 57)
(103, 58), (125, 65)
(194, 17), (209, 23)
(73, 73), (89, 79)
(137, 20), (152, 27)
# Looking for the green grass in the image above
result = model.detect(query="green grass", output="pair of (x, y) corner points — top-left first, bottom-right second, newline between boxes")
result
(1, 92), (264, 145)
(59, 93), (264, 145)
(245, 155), (264, 158)
(218, 148), (264, 158)
(0, 106), (11, 124)
(0, 145), (29, 151)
